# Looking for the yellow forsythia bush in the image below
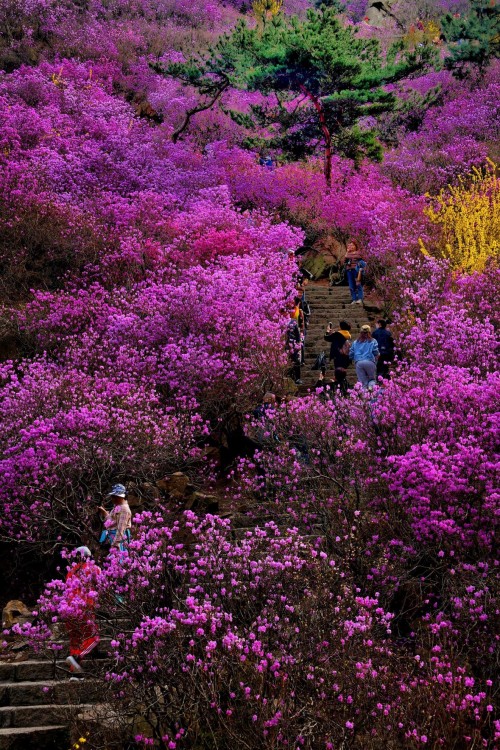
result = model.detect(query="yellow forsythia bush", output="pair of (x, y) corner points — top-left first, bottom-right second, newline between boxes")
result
(420, 163), (500, 274)
(253, 0), (283, 19)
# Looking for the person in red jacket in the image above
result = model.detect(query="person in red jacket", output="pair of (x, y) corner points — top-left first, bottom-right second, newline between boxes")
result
(64, 546), (100, 679)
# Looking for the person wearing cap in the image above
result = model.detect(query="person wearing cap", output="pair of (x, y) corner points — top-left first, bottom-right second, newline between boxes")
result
(349, 324), (379, 389)
(64, 547), (101, 680)
(98, 484), (132, 551)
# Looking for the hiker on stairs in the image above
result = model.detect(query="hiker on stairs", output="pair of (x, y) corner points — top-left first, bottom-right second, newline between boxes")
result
(324, 320), (352, 395)
(64, 546), (101, 680)
(349, 324), (379, 390)
(344, 240), (366, 306)
(372, 319), (395, 380)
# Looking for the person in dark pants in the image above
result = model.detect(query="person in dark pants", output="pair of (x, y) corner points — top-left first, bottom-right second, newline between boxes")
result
(324, 320), (352, 395)
(286, 312), (302, 384)
(344, 241), (366, 305)
(372, 319), (395, 380)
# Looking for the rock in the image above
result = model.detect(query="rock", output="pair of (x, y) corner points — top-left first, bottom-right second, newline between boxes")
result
(365, 0), (398, 26)
(301, 254), (329, 281)
(184, 493), (219, 513)
(156, 472), (189, 499)
(11, 640), (29, 652)
(126, 494), (143, 509)
(141, 482), (160, 499)
(2, 601), (33, 630)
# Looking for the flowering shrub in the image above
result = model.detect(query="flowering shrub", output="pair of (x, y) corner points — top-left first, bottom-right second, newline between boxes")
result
(383, 69), (500, 193)
(0, 357), (208, 545)
(420, 163), (500, 273)
(23, 511), (498, 749)
(1, 2), (500, 748)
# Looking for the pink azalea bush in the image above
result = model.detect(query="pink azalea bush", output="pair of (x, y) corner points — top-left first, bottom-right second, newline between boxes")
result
(21, 511), (498, 749)
(1, 1), (499, 747)
(383, 65), (500, 194)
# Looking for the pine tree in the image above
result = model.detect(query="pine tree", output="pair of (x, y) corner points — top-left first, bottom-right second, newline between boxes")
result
(161, 7), (437, 186)
(441, 0), (500, 77)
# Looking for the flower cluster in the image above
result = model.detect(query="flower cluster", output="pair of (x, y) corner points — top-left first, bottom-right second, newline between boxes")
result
(1, 1), (499, 748)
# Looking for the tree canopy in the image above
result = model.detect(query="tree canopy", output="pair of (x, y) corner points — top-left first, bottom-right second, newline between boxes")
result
(441, 0), (500, 77)
(163, 6), (437, 185)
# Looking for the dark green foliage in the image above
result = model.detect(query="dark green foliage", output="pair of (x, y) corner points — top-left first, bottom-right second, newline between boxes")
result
(164, 7), (437, 183)
(442, 0), (500, 77)
(313, 0), (346, 10)
(378, 85), (443, 147)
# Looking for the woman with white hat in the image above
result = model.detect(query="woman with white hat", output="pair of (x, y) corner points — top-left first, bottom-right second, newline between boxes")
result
(98, 484), (132, 551)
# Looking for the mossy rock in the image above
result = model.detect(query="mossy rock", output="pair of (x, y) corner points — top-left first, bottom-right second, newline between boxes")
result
(301, 254), (331, 280)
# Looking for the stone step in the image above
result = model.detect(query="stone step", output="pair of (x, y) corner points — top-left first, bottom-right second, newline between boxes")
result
(307, 320), (368, 329)
(307, 320), (370, 325)
(306, 307), (370, 313)
(0, 679), (100, 707)
(48, 636), (113, 658)
(0, 659), (110, 683)
(296, 284), (373, 393)
(0, 704), (94, 729)
(0, 724), (69, 750)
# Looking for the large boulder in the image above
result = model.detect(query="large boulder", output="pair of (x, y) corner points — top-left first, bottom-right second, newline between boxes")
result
(2, 600), (33, 629)
(184, 492), (219, 513)
(301, 254), (330, 280)
(156, 472), (190, 500)
(365, 1), (398, 26)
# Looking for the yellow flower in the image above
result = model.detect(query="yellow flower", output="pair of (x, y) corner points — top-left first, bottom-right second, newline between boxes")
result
(253, 0), (283, 19)
(421, 162), (500, 274)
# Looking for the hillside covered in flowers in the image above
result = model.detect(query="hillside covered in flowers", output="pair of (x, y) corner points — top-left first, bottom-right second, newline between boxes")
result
(0, 0), (499, 748)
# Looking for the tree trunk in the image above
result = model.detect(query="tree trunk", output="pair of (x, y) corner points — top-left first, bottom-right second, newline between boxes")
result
(300, 85), (332, 188)
(172, 77), (229, 144)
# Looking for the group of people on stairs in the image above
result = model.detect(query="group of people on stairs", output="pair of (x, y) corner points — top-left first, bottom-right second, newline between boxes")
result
(287, 243), (394, 391)
(324, 318), (394, 392)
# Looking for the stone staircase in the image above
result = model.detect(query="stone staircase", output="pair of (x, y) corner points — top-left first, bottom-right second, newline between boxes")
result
(299, 282), (377, 391)
(0, 637), (113, 749)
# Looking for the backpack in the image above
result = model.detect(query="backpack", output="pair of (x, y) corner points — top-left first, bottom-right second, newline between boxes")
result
(301, 298), (311, 317)
(355, 260), (367, 279)
(311, 351), (327, 371)
(340, 338), (351, 356)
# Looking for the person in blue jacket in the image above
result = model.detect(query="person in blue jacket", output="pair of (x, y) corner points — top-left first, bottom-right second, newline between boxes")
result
(349, 324), (379, 389)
